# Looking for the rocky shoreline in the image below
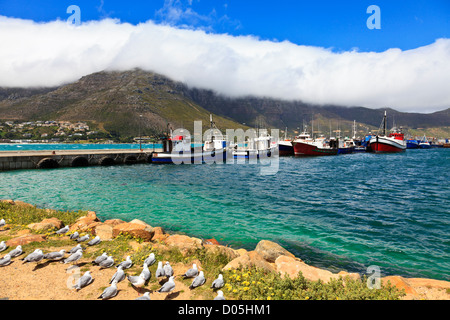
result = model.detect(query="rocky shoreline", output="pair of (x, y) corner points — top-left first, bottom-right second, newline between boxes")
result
(1, 199), (449, 300)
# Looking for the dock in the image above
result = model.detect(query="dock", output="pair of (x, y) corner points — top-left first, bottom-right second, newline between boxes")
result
(0, 148), (163, 171)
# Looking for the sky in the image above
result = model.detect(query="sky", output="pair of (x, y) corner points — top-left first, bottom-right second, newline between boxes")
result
(0, 0), (449, 113)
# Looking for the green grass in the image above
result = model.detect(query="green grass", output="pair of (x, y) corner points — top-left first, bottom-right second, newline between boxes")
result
(222, 267), (406, 300)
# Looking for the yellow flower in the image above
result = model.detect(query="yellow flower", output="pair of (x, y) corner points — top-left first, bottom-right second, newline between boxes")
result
(305, 296), (309, 300)
(243, 287), (249, 291)
(267, 296), (272, 300)
(233, 289), (237, 293)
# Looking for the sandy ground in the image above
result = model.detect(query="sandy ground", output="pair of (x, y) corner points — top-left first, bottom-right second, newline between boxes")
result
(0, 244), (209, 300)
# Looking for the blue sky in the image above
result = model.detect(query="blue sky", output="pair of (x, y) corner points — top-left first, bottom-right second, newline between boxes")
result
(0, 0), (449, 52)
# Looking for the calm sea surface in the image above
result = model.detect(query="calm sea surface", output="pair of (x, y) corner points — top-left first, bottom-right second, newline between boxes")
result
(1, 145), (449, 281)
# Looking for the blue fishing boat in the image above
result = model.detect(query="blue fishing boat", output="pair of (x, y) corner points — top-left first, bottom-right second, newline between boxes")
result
(419, 135), (431, 149)
(406, 139), (419, 149)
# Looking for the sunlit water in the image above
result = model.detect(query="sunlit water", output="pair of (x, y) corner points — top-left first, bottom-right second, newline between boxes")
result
(1, 147), (449, 281)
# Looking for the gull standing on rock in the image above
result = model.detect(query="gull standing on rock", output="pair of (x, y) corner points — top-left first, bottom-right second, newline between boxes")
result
(182, 263), (198, 279)
(189, 271), (206, 289)
(43, 249), (66, 261)
(87, 235), (101, 246)
(116, 256), (133, 269)
(0, 254), (12, 267)
(99, 255), (114, 269)
(0, 219), (6, 228)
(0, 241), (8, 253)
(214, 290), (226, 300)
(73, 271), (93, 291)
(155, 261), (165, 278)
(8, 245), (23, 258)
(211, 274), (224, 289)
(164, 261), (173, 278)
(69, 231), (79, 240)
(110, 266), (126, 284)
(144, 252), (156, 266)
(157, 276), (175, 293)
(98, 280), (118, 300)
(135, 292), (151, 300)
(92, 252), (108, 265)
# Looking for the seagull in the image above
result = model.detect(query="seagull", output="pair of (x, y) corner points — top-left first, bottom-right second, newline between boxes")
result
(0, 241), (8, 253)
(63, 249), (83, 265)
(68, 244), (83, 254)
(141, 263), (151, 283)
(8, 245), (23, 258)
(73, 271), (93, 291)
(0, 254), (12, 267)
(127, 273), (146, 288)
(92, 252), (108, 265)
(157, 276), (175, 293)
(110, 266), (126, 284)
(182, 263), (198, 279)
(0, 219), (6, 227)
(135, 292), (151, 300)
(69, 231), (79, 240)
(144, 253), (156, 266)
(99, 255), (114, 269)
(76, 234), (90, 243)
(214, 290), (226, 300)
(116, 256), (132, 269)
(43, 249), (66, 261)
(87, 235), (101, 246)
(211, 274), (224, 289)
(189, 271), (206, 289)
(98, 280), (118, 300)
(164, 261), (174, 278)
(22, 249), (44, 264)
(55, 225), (69, 235)
(155, 261), (165, 278)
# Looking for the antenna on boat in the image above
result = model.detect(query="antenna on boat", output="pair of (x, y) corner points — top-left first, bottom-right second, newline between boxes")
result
(383, 110), (387, 137)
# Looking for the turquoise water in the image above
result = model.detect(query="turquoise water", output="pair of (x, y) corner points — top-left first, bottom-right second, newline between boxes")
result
(0, 143), (161, 151)
(0, 148), (449, 281)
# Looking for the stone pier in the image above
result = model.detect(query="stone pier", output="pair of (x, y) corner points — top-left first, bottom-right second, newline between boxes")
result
(0, 148), (163, 171)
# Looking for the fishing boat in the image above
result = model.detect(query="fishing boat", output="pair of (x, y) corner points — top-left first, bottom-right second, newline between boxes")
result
(151, 116), (228, 164)
(231, 130), (277, 159)
(278, 128), (294, 156)
(406, 139), (420, 149)
(292, 128), (338, 156)
(418, 135), (431, 149)
(368, 111), (406, 153)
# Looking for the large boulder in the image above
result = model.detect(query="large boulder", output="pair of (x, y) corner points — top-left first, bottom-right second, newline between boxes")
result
(382, 276), (418, 296)
(204, 244), (239, 261)
(70, 216), (98, 232)
(151, 227), (169, 242)
(6, 234), (46, 246)
(255, 240), (295, 263)
(94, 223), (114, 240)
(27, 218), (64, 232)
(222, 250), (275, 272)
(275, 255), (342, 283)
(113, 222), (154, 241)
(164, 234), (203, 254)
(104, 219), (126, 226)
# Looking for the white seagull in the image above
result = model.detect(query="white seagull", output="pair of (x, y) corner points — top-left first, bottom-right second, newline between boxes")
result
(76, 234), (90, 243)
(92, 252), (108, 265)
(144, 252), (156, 266)
(22, 249), (44, 264)
(135, 292), (151, 300)
(157, 276), (176, 293)
(155, 261), (165, 278)
(211, 274), (224, 289)
(87, 235), (101, 246)
(116, 256), (133, 269)
(73, 271), (93, 290)
(68, 244), (83, 254)
(127, 273), (146, 288)
(164, 261), (174, 277)
(43, 249), (66, 261)
(98, 280), (118, 300)
(110, 266), (126, 284)
(0, 241), (8, 253)
(182, 263), (198, 279)
(99, 255), (114, 269)
(69, 231), (79, 240)
(189, 271), (206, 289)
(0, 254), (12, 267)
(8, 245), (23, 258)
(214, 290), (226, 300)
(55, 225), (69, 235)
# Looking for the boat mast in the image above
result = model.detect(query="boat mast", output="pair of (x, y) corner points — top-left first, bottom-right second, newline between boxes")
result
(383, 111), (387, 137)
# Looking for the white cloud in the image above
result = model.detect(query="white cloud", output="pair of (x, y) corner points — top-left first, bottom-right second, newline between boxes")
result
(0, 16), (449, 113)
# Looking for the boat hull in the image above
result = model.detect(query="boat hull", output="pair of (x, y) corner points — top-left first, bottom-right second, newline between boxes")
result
(279, 141), (294, 156)
(406, 140), (419, 149)
(151, 150), (227, 164)
(337, 147), (354, 154)
(368, 136), (406, 153)
(292, 141), (338, 156)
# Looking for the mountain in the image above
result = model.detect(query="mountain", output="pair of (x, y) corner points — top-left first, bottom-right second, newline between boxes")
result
(0, 69), (449, 138)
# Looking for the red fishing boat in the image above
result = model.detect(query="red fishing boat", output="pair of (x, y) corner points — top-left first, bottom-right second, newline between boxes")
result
(368, 111), (406, 153)
(292, 131), (338, 156)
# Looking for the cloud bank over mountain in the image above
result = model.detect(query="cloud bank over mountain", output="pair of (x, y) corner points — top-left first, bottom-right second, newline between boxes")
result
(1, 16), (449, 113)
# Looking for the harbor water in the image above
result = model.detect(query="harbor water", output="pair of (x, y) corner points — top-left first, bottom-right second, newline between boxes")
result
(0, 145), (449, 281)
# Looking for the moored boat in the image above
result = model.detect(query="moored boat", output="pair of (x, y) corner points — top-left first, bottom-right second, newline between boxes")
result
(292, 130), (338, 156)
(418, 135), (431, 149)
(368, 111), (406, 153)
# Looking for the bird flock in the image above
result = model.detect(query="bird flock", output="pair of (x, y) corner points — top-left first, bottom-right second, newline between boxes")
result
(0, 219), (226, 300)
